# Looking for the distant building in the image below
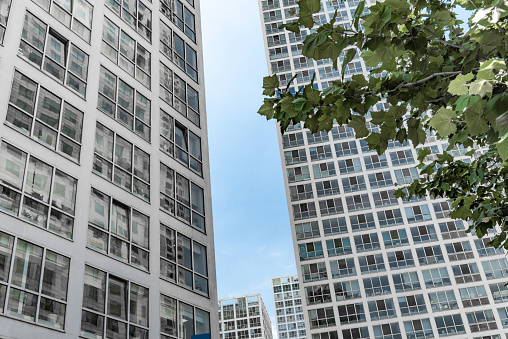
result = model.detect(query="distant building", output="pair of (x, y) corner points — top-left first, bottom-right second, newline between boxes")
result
(219, 294), (273, 339)
(272, 275), (307, 339)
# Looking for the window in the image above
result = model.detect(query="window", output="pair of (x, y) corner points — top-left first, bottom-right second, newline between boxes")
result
(452, 263), (481, 283)
(334, 141), (358, 157)
(0, 0), (12, 43)
(410, 224), (438, 243)
(331, 125), (354, 140)
(394, 167), (419, 184)
(318, 66), (340, 79)
(372, 190), (398, 207)
(160, 20), (198, 82)
(445, 241), (474, 261)
(439, 220), (467, 239)
(428, 290), (458, 312)
(159, 162), (205, 232)
(459, 285), (489, 307)
(398, 294), (427, 316)
(345, 194), (370, 211)
(287, 165), (311, 183)
(337, 303), (366, 324)
(403, 319), (434, 339)
(373, 323), (401, 339)
(422, 267), (451, 288)
(309, 145), (333, 161)
(87, 188), (149, 271)
(482, 258), (508, 279)
(98, 66), (151, 140)
(368, 298), (396, 321)
(392, 272), (420, 292)
(160, 224), (208, 295)
(315, 179), (340, 197)
(490, 282), (508, 303)
(32, 0), (93, 42)
(382, 229), (409, 248)
(387, 249), (415, 269)
(377, 209), (403, 227)
(405, 205), (432, 223)
(389, 150), (415, 166)
(368, 171), (393, 188)
(312, 162), (336, 179)
(364, 154), (388, 170)
(341, 328), (369, 339)
(272, 59), (291, 72)
(0, 141), (77, 238)
(305, 284), (331, 305)
(312, 331), (339, 339)
(249, 317), (261, 327)
(302, 262), (327, 282)
(160, 294), (210, 338)
(293, 202), (317, 220)
(159, 61), (201, 127)
(102, 17), (151, 88)
(19, 12), (89, 96)
(363, 276), (391, 297)
(93, 123), (150, 201)
(105, 0), (152, 41)
(0, 232), (70, 329)
(330, 258), (356, 278)
(319, 198), (343, 216)
(7, 70), (84, 161)
(338, 157), (362, 174)
(293, 55), (312, 68)
(307, 131), (329, 144)
(298, 241), (324, 260)
(358, 254), (385, 274)
(432, 201), (451, 219)
(416, 245), (445, 265)
(322, 217), (347, 235)
(435, 314), (466, 336)
(466, 309), (497, 333)
(325, 237), (352, 256)
(334, 280), (360, 300)
(265, 22), (284, 34)
(81, 265), (149, 338)
(341, 175), (366, 193)
(474, 237), (504, 257)
(353, 233), (380, 252)
(498, 307), (508, 328)
(264, 9), (282, 21)
(295, 221), (320, 240)
(308, 307), (335, 329)
(350, 213), (375, 231)
(282, 132), (304, 148)
(269, 46), (289, 59)
(285, 149), (307, 165)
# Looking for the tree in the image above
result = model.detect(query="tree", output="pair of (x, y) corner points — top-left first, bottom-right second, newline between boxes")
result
(258, 0), (508, 247)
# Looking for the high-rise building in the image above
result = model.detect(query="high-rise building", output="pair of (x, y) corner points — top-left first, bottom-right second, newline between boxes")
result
(218, 294), (273, 339)
(0, 0), (218, 338)
(258, 1), (508, 338)
(271, 275), (307, 339)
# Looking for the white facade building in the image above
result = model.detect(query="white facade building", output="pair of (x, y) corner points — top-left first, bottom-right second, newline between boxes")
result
(258, 1), (508, 339)
(0, 0), (218, 338)
(271, 275), (307, 339)
(218, 294), (273, 339)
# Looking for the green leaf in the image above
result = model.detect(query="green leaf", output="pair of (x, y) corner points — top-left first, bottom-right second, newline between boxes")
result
(258, 99), (275, 119)
(429, 108), (457, 136)
(262, 75), (279, 96)
(315, 39), (348, 70)
(478, 58), (507, 79)
(278, 22), (301, 33)
(464, 100), (488, 136)
(341, 48), (357, 80)
(468, 79), (493, 97)
(297, 0), (321, 28)
(352, 0), (366, 30)
(485, 92), (508, 117)
(361, 50), (380, 68)
(304, 84), (321, 105)
(448, 72), (474, 96)
(348, 115), (369, 138)
(455, 95), (480, 111)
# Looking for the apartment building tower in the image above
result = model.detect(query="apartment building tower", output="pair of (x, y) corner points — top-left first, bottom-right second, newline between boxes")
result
(258, 1), (508, 338)
(0, 0), (218, 338)
(218, 294), (273, 339)
(272, 275), (307, 339)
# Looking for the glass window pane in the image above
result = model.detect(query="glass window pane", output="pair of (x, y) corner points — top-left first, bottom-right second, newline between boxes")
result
(189, 132), (201, 160)
(10, 71), (38, 115)
(52, 170), (77, 214)
(89, 189), (110, 229)
(95, 123), (114, 161)
(132, 210), (149, 249)
(11, 239), (43, 292)
(191, 183), (204, 215)
(81, 310), (104, 338)
(178, 234), (192, 269)
(160, 163), (174, 198)
(111, 200), (130, 240)
(176, 174), (190, 206)
(160, 295), (177, 336)
(115, 136), (132, 172)
(193, 242), (207, 276)
(160, 225), (176, 261)
(118, 80), (134, 113)
(179, 302), (194, 339)
(69, 45), (89, 81)
(24, 157), (53, 203)
(0, 142), (27, 190)
(195, 308), (210, 335)
(108, 276), (128, 320)
(61, 102), (84, 143)
(7, 288), (37, 321)
(82, 265), (106, 312)
(133, 147), (150, 182)
(38, 296), (66, 329)
(0, 232), (14, 282)
(21, 12), (47, 52)
(130, 283), (149, 326)
(42, 250), (70, 300)
(36, 88), (61, 129)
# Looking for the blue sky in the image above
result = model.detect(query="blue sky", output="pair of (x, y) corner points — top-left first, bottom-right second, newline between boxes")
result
(200, 0), (296, 331)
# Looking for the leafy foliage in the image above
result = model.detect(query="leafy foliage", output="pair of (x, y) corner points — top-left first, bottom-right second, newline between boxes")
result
(259, 0), (508, 247)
